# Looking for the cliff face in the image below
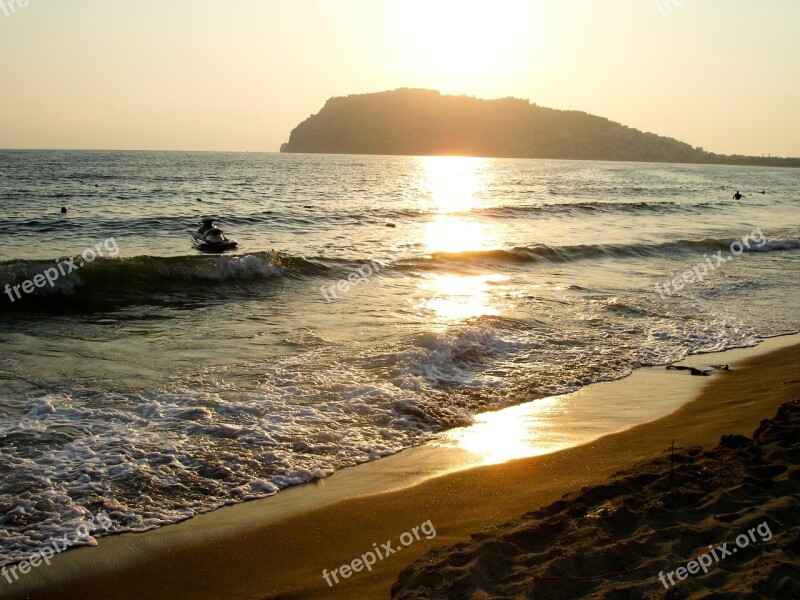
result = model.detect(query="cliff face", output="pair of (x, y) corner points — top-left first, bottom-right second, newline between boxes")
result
(281, 89), (799, 167)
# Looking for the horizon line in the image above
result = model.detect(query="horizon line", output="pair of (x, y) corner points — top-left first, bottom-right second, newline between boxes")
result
(1, 148), (798, 164)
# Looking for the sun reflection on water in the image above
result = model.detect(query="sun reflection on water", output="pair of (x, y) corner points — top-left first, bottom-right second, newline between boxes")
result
(407, 155), (576, 465)
(441, 396), (568, 466)
(417, 155), (489, 214)
(424, 215), (489, 254)
(416, 272), (506, 321)
(412, 156), (508, 321)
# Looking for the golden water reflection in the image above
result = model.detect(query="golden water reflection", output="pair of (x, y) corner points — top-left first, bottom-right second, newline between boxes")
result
(413, 156), (570, 465)
(413, 157), (505, 321)
(424, 215), (489, 254)
(441, 396), (570, 466)
(417, 272), (506, 321)
(417, 156), (491, 254)
(417, 155), (488, 214)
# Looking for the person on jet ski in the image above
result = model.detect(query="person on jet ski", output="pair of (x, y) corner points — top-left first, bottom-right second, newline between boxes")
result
(203, 226), (226, 244)
(197, 219), (216, 238)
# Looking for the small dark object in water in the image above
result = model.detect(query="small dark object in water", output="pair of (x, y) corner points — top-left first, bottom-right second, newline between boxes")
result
(61, 206), (67, 214)
(196, 198), (202, 202)
(303, 205), (314, 209)
(666, 365), (712, 376)
(385, 222), (396, 228)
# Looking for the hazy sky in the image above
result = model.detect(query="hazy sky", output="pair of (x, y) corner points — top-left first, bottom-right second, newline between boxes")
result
(1, 0), (798, 156)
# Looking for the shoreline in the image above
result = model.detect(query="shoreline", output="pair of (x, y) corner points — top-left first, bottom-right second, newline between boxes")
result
(3, 333), (800, 599)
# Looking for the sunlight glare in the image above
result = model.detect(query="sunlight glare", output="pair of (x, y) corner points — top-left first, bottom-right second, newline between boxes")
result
(442, 396), (566, 466)
(416, 272), (506, 321)
(417, 156), (493, 254)
(396, 0), (529, 80)
(418, 155), (488, 213)
(424, 215), (489, 254)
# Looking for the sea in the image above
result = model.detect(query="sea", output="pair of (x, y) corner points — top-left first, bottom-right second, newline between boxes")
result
(0, 150), (798, 565)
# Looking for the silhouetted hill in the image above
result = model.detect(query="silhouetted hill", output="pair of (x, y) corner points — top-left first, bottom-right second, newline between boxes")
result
(281, 89), (799, 167)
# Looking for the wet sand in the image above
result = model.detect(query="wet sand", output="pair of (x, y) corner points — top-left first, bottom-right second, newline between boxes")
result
(3, 335), (799, 600)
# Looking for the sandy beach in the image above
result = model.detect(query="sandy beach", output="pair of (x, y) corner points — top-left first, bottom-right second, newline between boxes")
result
(1, 335), (798, 600)
(394, 401), (800, 598)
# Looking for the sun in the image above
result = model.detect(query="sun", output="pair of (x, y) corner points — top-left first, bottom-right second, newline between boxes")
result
(394, 0), (528, 80)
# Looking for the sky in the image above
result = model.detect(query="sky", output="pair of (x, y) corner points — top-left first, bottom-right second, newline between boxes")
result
(0, 0), (798, 156)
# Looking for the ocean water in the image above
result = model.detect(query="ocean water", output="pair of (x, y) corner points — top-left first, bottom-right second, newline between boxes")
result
(0, 150), (798, 565)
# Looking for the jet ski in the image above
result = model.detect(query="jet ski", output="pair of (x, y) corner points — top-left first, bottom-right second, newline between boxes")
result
(192, 219), (238, 252)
